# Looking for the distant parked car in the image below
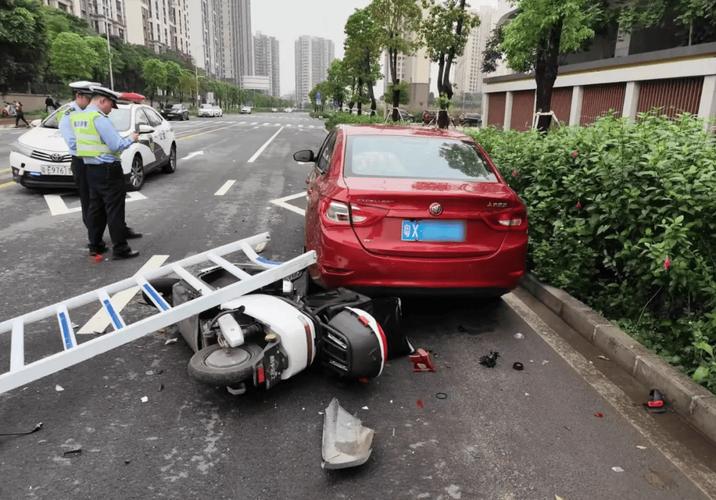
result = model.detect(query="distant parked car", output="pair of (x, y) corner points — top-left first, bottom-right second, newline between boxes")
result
(460, 113), (482, 127)
(213, 105), (223, 117)
(160, 103), (189, 121)
(396, 108), (414, 122)
(198, 103), (216, 117)
(284, 107), (293, 113)
(271, 107), (278, 112)
(240, 105), (252, 114)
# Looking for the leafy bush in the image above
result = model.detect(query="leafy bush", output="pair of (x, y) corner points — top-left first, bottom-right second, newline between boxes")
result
(467, 114), (716, 391)
(320, 111), (414, 130)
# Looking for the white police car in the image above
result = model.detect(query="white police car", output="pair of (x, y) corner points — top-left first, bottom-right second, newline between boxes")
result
(10, 101), (177, 191)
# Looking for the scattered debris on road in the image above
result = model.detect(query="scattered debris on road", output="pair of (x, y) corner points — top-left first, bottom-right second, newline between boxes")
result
(513, 332), (524, 340)
(417, 399), (425, 409)
(644, 389), (667, 414)
(0, 422), (43, 437)
(611, 466), (624, 473)
(512, 362), (524, 371)
(164, 338), (178, 345)
(63, 447), (82, 457)
(435, 392), (448, 400)
(321, 398), (374, 470)
(594, 412), (605, 418)
(140, 396), (149, 403)
(55, 385), (64, 392)
(597, 355), (610, 361)
(636, 445), (647, 450)
(410, 348), (436, 372)
(479, 351), (500, 368)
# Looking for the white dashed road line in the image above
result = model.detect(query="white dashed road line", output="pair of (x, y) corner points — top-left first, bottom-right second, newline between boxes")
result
(44, 191), (146, 216)
(214, 180), (236, 196)
(247, 126), (284, 163)
(180, 150), (204, 161)
(78, 255), (170, 335)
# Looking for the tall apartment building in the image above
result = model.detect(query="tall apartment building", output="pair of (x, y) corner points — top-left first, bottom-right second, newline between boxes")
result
(43, 0), (81, 16)
(382, 48), (431, 111)
(231, 0), (254, 82)
(454, 0), (514, 99)
(126, 0), (190, 56)
(49, 0), (129, 40)
(295, 36), (335, 105)
(254, 32), (280, 97)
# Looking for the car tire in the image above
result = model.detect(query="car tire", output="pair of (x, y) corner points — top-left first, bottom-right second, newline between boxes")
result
(162, 143), (177, 174)
(187, 343), (263, 386)
(128, 154), (145, 191)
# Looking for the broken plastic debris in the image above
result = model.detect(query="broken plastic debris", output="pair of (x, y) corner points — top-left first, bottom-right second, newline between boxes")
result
(140, 396), (149, 403)
(513, 332), (524, 340)
(361, 406), (369, 410)
(145, 370), (154, 376)
(479, 351), (500, 368)
(435, 392), (448, 400)
(63, 447), (82, 457)
(0, 422), (43, 437)
(164, 338), (178, 345)
(524, 392), (530, 397)
(512, 362), (524, 371)
(541, 360), (550, 365)
(597, 355), (610, 361)
(611, 466), (624, 473)
(636, 445), (647, 450)
(416, 399), (425, 409)
(55, 385), (64, 392)
(321, 398), (374, 469)
(409, 348), (436, 372)
(644, 388), (667, 414)
(594, 412), (604, 418)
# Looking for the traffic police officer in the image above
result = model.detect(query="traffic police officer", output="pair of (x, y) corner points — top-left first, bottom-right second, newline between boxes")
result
(71, 86), (140, 260)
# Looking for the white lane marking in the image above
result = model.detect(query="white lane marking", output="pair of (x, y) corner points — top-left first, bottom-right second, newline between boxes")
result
(44, 191), (146, 216)
(298, 124), (304, 128)
(262, 122), (270, 126)
(247, 126), (284, 163)
(269, 191), (306, 216)
(285, 124), (292, 128)
(214, 180), (236, 196)
(503, 293), (716, 498)
(249, 122), (258, 126)
(78, 255), (169, 335)
(180, 150), (204, 161)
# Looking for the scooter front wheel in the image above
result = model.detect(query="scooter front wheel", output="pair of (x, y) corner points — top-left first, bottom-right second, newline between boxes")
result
(188, 343), (263, 386)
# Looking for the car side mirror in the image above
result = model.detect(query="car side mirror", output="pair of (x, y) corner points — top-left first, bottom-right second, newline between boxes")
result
(138, 124), (155, 134)
(293, 150), (315, 163)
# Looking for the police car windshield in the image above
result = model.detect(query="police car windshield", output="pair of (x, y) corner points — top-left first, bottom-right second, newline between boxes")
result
(41, 104), (73, 129)
(108, 108), (131, 131)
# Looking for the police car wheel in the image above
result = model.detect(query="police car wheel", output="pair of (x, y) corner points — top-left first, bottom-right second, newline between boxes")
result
(129, 154), (145, 191)
(162, 143), (177, 174)
(188, 343), (263, 386)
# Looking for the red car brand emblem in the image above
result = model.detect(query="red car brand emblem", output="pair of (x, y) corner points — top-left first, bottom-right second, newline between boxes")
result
(429, 203), (443, 216)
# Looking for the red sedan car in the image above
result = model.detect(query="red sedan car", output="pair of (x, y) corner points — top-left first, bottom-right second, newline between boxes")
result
(293, 125), (527, 295)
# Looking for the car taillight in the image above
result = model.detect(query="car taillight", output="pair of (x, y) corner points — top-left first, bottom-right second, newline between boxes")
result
(486, 206), (527, 231)
(322, 200), (388, 226)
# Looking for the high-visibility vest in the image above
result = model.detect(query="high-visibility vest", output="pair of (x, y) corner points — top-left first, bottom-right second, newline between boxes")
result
(70, 110), (120, 159)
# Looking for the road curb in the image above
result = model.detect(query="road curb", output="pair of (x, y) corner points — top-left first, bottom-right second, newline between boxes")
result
(521, 273), (716, 444)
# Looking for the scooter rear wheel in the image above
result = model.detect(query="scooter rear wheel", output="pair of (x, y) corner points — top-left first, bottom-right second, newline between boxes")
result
(188, 343), (263, 386)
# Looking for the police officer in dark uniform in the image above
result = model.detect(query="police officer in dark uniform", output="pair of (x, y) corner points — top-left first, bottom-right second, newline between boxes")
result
(70, 86), (141, 259)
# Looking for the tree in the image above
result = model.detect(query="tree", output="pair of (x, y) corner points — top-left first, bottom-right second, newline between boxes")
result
(325, 59), (351, 110)
(84, 36), (109, 84)
(142, 58), (167, 105)
(422, 0), (479, 128)
(49, 32), (98, 83)
(344, 7), (382, 115)
(177, 69), (195, 103)
(369, 0), (423, 121)
(0, 0), (47, 92)
(385, 81), (409, 105)
(164, 61), (183, 103)
(500, 0), (601, 131)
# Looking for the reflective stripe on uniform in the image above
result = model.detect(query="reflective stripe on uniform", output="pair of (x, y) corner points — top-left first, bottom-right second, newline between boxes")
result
(70, 111), (120, 159)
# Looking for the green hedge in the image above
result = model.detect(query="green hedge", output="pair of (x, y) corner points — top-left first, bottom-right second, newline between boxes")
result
(467, 114), (716, 391)
(315, 111), (413, 130)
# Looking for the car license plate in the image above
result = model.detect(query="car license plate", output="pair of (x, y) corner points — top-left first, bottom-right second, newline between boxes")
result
(401, 220), (465, 242)
(40, 164), (71, 176)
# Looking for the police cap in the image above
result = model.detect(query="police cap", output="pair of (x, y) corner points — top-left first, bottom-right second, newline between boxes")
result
(89, 85), (121, 108)
(69, 80), (100, 96)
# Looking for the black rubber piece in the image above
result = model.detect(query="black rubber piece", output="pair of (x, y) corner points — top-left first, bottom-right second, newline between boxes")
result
(141, 277), (180, 307)
(187, 343), (263, 386)
(512, 362), (524, 371)
(435, 392), (448, 400)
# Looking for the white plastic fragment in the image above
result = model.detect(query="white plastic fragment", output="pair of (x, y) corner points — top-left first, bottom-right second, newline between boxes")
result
(322, 398), (374, 469)
(55, 385), (64, 392)
(597, 355), (610, 361)
(164, 338), (178, 345)
(140, 396), (149, 403)
(513, 332), (524, 340)
(541, 360), (549, 365)
(611, 466), (624, 473)
(636, 445), (647, 450)
(361, 406), (369, 410)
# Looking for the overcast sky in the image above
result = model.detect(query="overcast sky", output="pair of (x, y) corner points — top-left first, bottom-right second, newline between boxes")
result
(252, 0), (499, 97)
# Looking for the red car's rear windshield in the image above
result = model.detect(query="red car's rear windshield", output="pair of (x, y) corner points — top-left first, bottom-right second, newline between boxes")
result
(344, 135), (497, 182)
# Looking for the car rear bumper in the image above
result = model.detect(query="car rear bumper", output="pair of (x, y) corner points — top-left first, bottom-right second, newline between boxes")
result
(311, 226), (527, 291)
(10, 152), (75, 189)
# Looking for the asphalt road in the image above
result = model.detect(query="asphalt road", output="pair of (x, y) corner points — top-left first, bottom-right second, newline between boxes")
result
(0, 113), (714, 500)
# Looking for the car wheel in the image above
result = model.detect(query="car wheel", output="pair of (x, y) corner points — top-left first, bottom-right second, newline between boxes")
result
(187, 343), (263, 386)
(162, 143), (177, 174)
(128, 154), (145, 191)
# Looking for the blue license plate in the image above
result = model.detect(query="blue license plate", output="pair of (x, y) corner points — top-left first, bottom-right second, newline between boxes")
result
(401, 220), (465, 242)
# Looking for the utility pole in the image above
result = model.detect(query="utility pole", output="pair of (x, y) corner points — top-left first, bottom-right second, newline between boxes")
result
(106, 20), (114, 90)
(195, 66), (199, 108)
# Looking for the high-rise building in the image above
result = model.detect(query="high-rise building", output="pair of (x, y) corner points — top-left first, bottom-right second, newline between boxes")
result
(295, 36), (335, 105)
(126, 0), (190, 56)
(187, 0), (212, 73)
(454, 1), (514, 100)
(42, 0), (81, 16)
(230, 0), (254, 83)
(254, 32), (280, 97)
(382, 48), (431, 111)
(78, 0), (128, 41)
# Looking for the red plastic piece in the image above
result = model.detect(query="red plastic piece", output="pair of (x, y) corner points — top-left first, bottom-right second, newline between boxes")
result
(256, 366), (265, 385)
(647, 399), (664, 408)
(409, 348), (436, 372)
(93, 254), (103, 263)
(416, 399), (424, 409)
(594, 412), (604, 418)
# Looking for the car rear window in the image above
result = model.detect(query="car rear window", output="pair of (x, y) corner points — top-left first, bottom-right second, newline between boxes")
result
(108, 108), (131, 131)
(345, 136), (497, 182)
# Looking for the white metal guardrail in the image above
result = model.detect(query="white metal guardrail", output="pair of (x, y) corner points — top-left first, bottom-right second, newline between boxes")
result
(0, 232), (317, 394)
